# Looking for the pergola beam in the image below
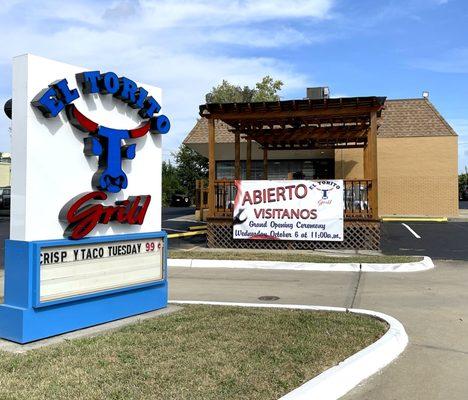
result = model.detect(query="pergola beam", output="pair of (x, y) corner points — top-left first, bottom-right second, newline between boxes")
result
(200, 96), (386, 120)
(233, 121), (370, 131)
(242, 125), (367, 136)
(204, 106), (382, 121)
(248, 134), (369, 147)
(263, 143), (366, 150)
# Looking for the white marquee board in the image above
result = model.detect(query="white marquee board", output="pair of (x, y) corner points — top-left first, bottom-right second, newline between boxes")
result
(40, 237), (164, 302)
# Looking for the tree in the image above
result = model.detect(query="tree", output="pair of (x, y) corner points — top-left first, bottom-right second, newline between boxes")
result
(205, 75), (283, 103)
(161, 161), (182, 206)
(173, 144), (208, 201)
(252, 76), (283, 102)
(205, 80), (254, 103)
(164, 75), (283, 206)
(459, 168), (468, 199)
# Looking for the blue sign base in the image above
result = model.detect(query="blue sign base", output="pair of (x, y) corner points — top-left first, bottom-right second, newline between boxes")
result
(0, 232), (168, 344)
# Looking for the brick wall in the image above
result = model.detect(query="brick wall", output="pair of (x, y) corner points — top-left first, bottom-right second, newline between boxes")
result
(334, 148), (363, 179)
(335, 136), (459, 217)
(377, 136), (458, 217)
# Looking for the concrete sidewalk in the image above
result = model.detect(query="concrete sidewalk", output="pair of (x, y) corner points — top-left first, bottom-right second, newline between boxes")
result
(449, 208), (468, 222)
(169, 260), (468, 399)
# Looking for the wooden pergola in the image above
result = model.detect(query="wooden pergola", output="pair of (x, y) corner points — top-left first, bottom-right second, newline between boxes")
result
(199, 96), (386, 220)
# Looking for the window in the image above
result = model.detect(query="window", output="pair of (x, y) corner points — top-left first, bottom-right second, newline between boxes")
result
(216, 159), (334, 180)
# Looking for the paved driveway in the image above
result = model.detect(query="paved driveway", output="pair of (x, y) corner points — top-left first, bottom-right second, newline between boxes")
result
(162, 207), (198, 231)
(382, 222), (468, 260)
(169, 261), (468, 399)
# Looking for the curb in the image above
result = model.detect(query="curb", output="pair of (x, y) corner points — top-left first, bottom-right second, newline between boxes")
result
(168, 256), (434, 273)
(448, 217), (468, 223)
(169, 300), (408, 400)
(382, 217), (447, 222)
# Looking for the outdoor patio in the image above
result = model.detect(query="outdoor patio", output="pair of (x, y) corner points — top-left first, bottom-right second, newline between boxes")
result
(196, 96), (386, 250)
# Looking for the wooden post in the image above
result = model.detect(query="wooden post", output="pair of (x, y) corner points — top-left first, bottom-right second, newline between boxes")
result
(263, 147), (268, 179)
(199, 179), (204, 221)
(235, 132), (241, 179)
(363, 141), (370, 185)
(363, 143), (369, 217)
(208, 118), (216, 217)
(246, 137), (252, 180)
(367, 111), (379, 219)
(363, 145), (369, 177)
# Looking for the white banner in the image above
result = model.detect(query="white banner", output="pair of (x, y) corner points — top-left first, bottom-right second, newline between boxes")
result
(233, 180), (344, 241)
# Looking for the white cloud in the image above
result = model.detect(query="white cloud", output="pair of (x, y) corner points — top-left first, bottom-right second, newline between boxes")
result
(0, 0), (333, 155)
(204, 27), (330, 48)
(137, 0), (333, 29)
(411, 48), (468, 74)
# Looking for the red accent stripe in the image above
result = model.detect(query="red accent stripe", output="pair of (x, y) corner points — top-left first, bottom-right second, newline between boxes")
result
(73, 105), (99, 132)
(129, 121), (151, 138)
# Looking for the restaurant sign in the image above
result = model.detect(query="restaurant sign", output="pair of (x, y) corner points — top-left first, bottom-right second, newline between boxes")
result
(233, 180), (344, 241)
(0, 54), (168, 344)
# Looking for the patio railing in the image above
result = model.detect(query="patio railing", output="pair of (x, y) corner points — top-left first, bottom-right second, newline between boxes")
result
(196, 179), (374, 220)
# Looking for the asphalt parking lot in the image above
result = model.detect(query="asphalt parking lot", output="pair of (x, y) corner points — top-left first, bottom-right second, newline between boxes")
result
(381, 221), (468, 260)
(162, 207), (208, 250)
(162, 207), (199, 232)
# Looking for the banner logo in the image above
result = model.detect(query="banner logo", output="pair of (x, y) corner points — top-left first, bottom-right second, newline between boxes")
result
(310, 181), (341, 205)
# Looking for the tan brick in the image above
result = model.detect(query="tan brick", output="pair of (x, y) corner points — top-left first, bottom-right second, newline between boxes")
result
(335, 136), (459, 217)
(378, 136), (458, 217)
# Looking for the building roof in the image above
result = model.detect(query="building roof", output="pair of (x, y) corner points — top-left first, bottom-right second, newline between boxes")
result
(379, 99), (457, 138)
(184, 98), (457, 145)
(184, 118), (234, 144)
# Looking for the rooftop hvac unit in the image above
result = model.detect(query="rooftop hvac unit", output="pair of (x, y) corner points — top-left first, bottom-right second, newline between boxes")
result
(306, 87), (330, 100)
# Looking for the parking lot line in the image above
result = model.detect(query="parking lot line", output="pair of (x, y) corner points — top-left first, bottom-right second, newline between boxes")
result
(401, 223), (421, 239)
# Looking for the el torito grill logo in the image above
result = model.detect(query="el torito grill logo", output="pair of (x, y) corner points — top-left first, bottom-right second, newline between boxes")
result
(32, 71), (170, 239)
(310, 180), (341, 205)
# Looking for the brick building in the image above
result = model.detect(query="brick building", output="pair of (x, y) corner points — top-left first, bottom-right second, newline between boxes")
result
(184, 97), (458, 218)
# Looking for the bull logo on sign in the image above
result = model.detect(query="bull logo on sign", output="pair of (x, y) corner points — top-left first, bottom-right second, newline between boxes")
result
(66, 104), (155, 193)
(319, 188), (331, 200)
(32, 71), (170, 193)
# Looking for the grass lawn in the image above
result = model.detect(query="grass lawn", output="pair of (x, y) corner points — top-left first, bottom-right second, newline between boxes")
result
(169, 249), (423, 264)
(0, 305), (387, 400)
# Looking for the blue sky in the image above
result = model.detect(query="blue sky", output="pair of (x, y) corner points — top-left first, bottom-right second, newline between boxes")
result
(0, 0), (467, 171)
